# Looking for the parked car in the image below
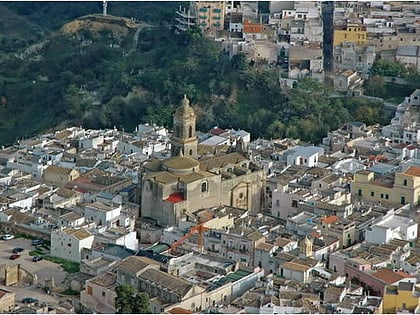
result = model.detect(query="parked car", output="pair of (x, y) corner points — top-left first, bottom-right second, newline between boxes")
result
(2, 234), (15, 240)
(10, 254), (20, 260)
(22, 297), (38, 304)
(12, 247), (24, 253)
(31, 239), (43, 246)
(32, 256), (43, 262)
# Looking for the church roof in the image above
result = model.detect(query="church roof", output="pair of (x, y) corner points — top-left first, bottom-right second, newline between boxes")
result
(175, 95), (195, 118)
(163, 155), (199, 170)
(199, 152), (248, 171)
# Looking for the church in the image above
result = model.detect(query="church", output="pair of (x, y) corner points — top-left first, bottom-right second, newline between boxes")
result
(140, 96), (265, 227)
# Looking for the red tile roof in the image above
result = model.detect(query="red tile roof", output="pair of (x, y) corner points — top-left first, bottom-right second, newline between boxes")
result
(165, 193), (184, 203)
(168, 307), (193, 314)
(322, 215), (339, 225)
(372, 269), (413, 284)
(209, 127), (227, 135)
(405, 166), (420, 177)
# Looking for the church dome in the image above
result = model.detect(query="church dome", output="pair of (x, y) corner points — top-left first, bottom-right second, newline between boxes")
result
(175, 95), (195, 118)
(163, 153), (199, 175)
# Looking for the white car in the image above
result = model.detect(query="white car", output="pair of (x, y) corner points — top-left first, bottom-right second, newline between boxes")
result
(2, 234), (15, 240)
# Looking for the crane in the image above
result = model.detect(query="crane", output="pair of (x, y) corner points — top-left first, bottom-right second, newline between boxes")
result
(170, 223), (210, 253)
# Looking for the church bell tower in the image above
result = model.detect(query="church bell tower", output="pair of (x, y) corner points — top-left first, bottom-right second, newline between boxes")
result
(171, 95), (198, 158)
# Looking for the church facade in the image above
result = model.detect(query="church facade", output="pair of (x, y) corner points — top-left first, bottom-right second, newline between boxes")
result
(140, 96), (265, 227)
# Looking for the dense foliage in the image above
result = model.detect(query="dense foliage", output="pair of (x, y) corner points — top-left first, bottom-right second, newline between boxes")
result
(115, 285), (151, 314)
(0, 2), (392, 146)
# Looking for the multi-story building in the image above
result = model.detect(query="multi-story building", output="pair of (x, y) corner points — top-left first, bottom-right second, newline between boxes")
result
(382, 281), (420, 313)
(351, 165), (420, 206)
(333, 42), (376, 74)
(193, 1), (225, 37)
(50, 227), (94, 262)
(333, 23), (367, 47)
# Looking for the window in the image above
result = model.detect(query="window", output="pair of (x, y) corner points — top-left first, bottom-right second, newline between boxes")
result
(239, 192), (244, 199)
(403, 179), (408, 186)
(201, 181), (208, 193)
(189, 149), (193, 156)
(102, 291), (105, 297)
(380, 193), (384, 199)
(189, 125), (193, 138)
(87, 286), (92, 295)
(292, 200), (298, 208)
(371, 191), (374, 197)
(68, 243), (72, 247)
(358, 189), (362, 197)
(175, 125), (181, 137)
(385, 194), (389, 200)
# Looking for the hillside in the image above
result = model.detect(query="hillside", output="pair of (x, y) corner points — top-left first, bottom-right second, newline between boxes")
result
(0, 2), (390, 147)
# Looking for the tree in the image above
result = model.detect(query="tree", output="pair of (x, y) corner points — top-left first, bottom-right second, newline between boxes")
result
(364, 75), (385, 97)
(370, 59), (407, 77)
(115, 285), (151, 314)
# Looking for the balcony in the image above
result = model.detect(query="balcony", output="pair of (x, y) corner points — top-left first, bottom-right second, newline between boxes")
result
(213, 8), (222, 13)
(199, 7), (208, 12)
(213, 22), (221, 27)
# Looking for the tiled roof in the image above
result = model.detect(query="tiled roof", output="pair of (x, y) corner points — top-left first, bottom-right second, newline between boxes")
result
(199, 152), (248, 171)
(45, 165), (75, 175)
(138, 268), (193, 297)
(372, 269), (413, 284)
(118, 256), (159, 274)
(63, 228), (92, 240)
(322, 215), (339, 225)
(404, 166), (420, 177)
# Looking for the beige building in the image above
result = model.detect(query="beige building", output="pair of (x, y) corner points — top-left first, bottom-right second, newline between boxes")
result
(0, 289), (15, 313)
(43, 165), (79, 187)
(140, 96), (265, 227)
(193, 1), (225, 37)
(351, 166), (420, 206)
(80, 272), (117, 314)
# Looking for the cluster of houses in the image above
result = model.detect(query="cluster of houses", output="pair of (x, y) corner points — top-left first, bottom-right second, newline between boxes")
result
(0, 88), (420, 313)
(175, 1), (419, 95)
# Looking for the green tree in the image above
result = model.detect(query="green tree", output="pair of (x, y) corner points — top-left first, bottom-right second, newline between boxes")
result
(364, 75), (386, 97)
(370, 59), (407, 77)
(115, 285), (151, 314)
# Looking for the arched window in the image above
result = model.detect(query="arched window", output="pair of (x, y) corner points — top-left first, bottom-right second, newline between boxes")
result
(189, 125), (193, 138)
(175, 125), (181, 137)
(201, 181), (208, 193)
(189, 149), (193, 156)
(239, 192), (244, 199)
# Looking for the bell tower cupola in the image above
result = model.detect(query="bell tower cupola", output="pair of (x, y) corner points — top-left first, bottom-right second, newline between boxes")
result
(171, 95), (198, 158)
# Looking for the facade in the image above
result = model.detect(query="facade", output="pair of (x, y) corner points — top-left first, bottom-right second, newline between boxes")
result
(351, 166), (420, 206)
(80, 272), (117, 314)
(50, 227), (94, 262)
(193, 1), (225, 37)
(43, 165), (79, 187)
(334, 70), (363, 94)
(333, 23), (367, 47)
(382, 281), (420, 313)
(140, 96), (265, 227)
(365, 214), (418, 244)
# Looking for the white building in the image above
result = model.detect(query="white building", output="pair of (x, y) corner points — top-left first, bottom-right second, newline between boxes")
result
(83, 201), (121, 227)
(283, 145), (325, 167)
(365, 214), (418, 244)
(51, 227), (94, 262)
